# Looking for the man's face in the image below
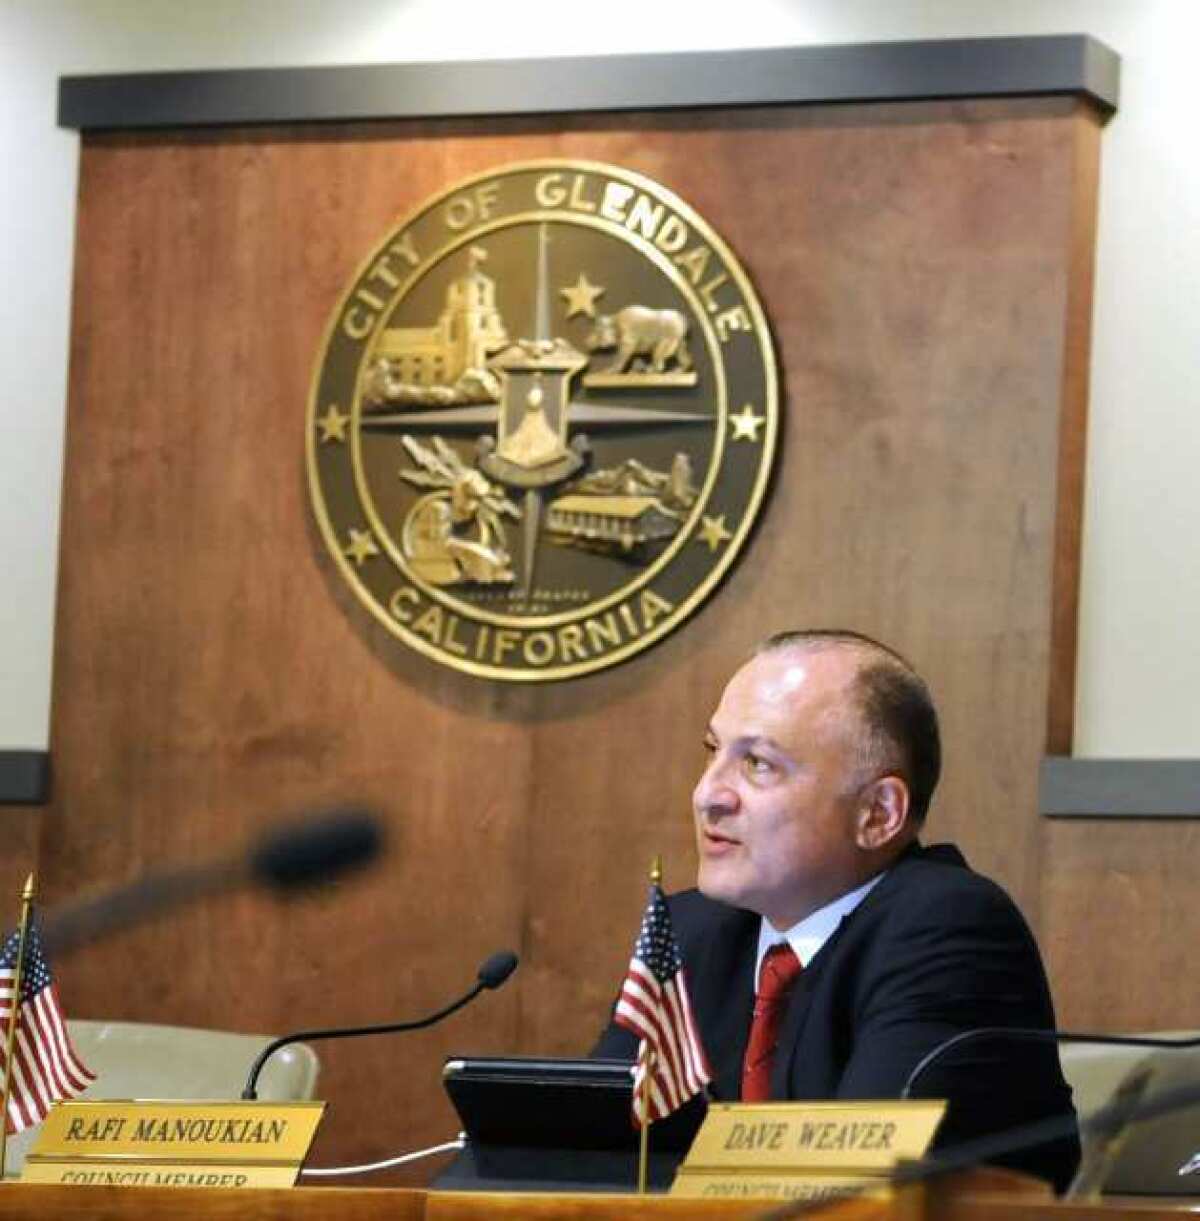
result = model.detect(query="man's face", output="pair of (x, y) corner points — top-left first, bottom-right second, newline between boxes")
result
(693, 646), (876, 930)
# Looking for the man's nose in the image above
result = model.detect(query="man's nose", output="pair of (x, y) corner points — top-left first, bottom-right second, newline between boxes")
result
(694, 756), (738, 818)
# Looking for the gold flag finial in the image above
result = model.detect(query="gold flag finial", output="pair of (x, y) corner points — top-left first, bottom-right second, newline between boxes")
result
(650, 855), (662, 886)
(22, 873), (35, 902)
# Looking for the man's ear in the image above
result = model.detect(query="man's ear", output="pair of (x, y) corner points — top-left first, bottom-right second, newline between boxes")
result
(855, 775), (911, 850)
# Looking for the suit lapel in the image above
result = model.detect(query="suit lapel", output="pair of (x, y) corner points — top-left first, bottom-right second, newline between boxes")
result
(688, 908), (758, 1101)
(769, 861), (906, 1096)
(769, 845), (963, 1095)
(770, 928), (828, 1096)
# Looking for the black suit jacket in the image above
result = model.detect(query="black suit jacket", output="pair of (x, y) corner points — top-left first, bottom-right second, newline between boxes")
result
(594, 843), (1080, 1191)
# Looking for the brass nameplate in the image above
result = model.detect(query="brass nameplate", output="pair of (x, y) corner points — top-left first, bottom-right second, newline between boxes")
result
(21, 1100), (325, 1189)
(672, 1168), (893, 1203)
(670, 1100), (945, 1199)
(21, 1162), (299, 1189)
(682, 1100), (946, 1170)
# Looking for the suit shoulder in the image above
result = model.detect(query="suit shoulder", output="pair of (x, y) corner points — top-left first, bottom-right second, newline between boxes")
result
(887, 845), (1033, 930)
(666, 888), (756, 936)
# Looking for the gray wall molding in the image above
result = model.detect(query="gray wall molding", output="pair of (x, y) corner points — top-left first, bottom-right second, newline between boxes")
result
(1041, 757), (1200, 818)
(59, 34), (1119, 132)
(0, 751), (50, 805)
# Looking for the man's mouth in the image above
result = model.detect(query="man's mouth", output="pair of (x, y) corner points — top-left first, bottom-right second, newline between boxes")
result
(701, 828), (739, 852)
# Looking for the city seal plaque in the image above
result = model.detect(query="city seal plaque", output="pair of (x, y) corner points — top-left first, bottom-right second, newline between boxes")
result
(308, 160), (778, 680)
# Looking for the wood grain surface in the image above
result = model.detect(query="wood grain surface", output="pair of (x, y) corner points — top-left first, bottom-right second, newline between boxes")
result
(0, 1168), (1051, 1220)
(0, 1170), (1178, 1221)
(35, 95), (1112, 1172)
(0, 809), (40, 920)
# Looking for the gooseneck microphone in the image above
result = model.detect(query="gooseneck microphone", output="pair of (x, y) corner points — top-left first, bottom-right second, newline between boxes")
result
(901, 1027), (1200, 1199)
(240, 950), (519, 1100)
(767, 1076), (1200, 1221)
(475, 951), (520, 990)
(40, 807), (383, 958)
(766, 1034), (1200, 1219)
(901, 1027), (1200, 1099)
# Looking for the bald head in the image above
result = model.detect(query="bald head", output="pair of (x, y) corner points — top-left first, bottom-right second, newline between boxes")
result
(757, 630), (941, 824)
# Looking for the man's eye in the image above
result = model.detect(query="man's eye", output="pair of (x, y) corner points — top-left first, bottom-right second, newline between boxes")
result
(701, 738), (717, 755)
(745, 754), (774, 775)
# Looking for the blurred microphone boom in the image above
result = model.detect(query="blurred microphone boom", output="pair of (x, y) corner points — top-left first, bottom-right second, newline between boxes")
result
(250, 809), (382, 890)
(40, 806), (384, 957)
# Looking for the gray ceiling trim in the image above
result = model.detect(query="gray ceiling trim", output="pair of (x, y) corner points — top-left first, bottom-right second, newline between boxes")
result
(59, 35), (1119, 132)
(1041, 757), (1200, 818)
(0, 750), (50, 806)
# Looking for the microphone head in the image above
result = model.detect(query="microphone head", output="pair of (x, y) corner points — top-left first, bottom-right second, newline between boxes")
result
(250, 809), (384, 890)
(477, 950), (519, 989)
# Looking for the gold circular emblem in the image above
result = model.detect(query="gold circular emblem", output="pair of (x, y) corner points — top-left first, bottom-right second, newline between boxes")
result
(308, 160), (777, 680)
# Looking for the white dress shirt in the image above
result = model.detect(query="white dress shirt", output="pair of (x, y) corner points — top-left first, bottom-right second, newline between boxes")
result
(753, 873), (886, 983)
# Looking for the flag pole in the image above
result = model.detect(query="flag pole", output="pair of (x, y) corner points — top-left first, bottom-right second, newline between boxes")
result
(637, 1044), (653, 1194)
(636, 854), (663, 1195)
(0, 874), (36, 1179)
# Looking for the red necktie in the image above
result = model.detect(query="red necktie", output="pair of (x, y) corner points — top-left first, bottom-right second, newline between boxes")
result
(741, 942), (803, 1101)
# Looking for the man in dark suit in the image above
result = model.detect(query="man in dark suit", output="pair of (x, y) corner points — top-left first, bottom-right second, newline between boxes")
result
(595, 629), (1080, 1191)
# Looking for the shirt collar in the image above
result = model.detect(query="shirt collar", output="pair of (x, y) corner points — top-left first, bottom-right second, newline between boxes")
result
(754, 872), (886, 981)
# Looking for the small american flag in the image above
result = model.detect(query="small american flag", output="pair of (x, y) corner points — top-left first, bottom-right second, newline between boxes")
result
(0, 917), (94, 1133)
(614, 881), (711, 1126)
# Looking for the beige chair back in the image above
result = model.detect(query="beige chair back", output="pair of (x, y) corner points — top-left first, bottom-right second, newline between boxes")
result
(1058, 1031), (1200, 1167)
(1, 1019), (318, 1177)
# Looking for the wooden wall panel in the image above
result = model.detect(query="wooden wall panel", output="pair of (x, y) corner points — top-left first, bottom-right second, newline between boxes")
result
(0, 809), (40, 923)
(43, 96), (1100, 1169)
(1040, 818), (1200, 1030)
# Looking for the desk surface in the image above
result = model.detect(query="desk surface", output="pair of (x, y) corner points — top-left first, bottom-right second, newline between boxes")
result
(0, 1180), (1196, 1221)
(0, 1185), (742, 1220)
